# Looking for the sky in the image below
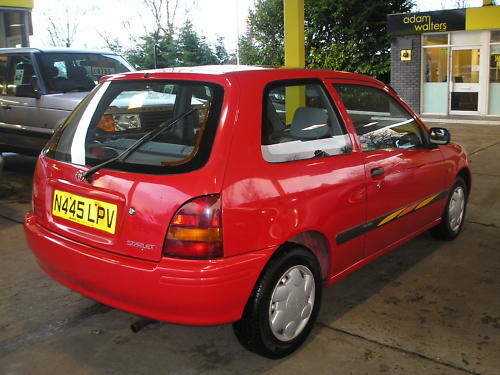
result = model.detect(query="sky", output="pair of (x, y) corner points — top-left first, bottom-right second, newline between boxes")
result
(29, 0), (486, 54)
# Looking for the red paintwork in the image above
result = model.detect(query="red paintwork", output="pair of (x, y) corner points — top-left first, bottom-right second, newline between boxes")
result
(24, 66), (471, 325)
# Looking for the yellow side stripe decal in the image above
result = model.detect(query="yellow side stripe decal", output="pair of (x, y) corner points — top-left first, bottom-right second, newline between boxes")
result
(415, 194), (439, 210)
(336, 189), (449, 245)
(378, 208), (406, 227)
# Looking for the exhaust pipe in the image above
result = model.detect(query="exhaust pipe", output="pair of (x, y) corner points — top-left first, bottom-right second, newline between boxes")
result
(130, 317), (158, 333)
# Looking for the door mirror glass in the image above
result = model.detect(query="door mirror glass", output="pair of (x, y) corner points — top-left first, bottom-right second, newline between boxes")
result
(429, 127), (450, 145)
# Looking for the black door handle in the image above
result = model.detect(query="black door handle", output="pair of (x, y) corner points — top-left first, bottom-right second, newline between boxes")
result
(371, 167), (385, 177)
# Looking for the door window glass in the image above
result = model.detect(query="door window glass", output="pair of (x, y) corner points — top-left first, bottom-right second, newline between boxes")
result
(261, 81), (351, 163)
(452, 49), (480, 84)
(333, 84), (425, 152)
(5, 54), (35, 96)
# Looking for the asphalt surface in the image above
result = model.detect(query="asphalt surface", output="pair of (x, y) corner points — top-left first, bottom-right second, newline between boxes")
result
(0, 123), (498, 375)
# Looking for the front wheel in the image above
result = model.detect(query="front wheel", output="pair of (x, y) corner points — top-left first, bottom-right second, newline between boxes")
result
(233, 247), (322, 358)
(430, 177), (467, 240)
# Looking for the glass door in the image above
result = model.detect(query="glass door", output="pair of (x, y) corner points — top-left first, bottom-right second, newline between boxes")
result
(450, 48), (480, 113)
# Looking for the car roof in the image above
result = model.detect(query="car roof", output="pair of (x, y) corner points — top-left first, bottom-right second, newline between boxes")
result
(103, 65), (385, 86)
(0, 47), (120, 55)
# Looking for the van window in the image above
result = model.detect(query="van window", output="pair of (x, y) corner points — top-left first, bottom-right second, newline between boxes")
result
(45, 80), (224, 175)
(0, 55), (7, 95)
(261, 80), (351, 163)
(5, 54), (35, 96)
(37, 53), (131, 93)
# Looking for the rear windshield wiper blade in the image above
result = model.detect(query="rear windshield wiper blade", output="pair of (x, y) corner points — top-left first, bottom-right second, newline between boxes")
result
(82, 108), (196, 182)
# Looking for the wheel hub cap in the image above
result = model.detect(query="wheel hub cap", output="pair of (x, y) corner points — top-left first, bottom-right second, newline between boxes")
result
(269, 265), (315, 342)
(449, 186), (465, 232)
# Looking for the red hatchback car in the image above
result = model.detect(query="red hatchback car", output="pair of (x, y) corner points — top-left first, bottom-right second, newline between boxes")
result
(25, 66), (470, 358)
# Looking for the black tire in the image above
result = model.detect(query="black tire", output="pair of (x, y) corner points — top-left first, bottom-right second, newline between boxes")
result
(233, 247), (322, 358)
(430, 177), (467, 240)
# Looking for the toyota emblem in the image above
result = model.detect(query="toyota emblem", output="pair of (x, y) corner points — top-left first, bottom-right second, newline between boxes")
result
(75, 170), (85, 182)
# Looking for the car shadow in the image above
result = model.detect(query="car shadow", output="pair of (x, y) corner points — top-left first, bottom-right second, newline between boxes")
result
(317, 231), (443, 325)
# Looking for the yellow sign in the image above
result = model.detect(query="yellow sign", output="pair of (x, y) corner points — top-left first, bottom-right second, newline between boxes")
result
(466, 6), (500, 31)
(0, 0), (34, 8)
(401, 50), (412, 61)
(52, 189), (118, 234)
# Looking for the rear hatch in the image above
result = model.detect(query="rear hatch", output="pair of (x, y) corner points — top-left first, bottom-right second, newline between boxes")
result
(34, 78), (225, 262)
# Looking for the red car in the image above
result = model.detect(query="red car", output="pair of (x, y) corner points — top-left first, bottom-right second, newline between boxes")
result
(24, 66), (470, 358)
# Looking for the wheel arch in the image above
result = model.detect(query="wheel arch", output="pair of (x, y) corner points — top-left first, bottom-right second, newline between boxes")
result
(279, 230), (331, 281)
(457, 167), (471, 198)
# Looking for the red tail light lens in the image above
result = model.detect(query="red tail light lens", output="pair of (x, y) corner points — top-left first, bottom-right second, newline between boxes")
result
(163, 195), (222, 259)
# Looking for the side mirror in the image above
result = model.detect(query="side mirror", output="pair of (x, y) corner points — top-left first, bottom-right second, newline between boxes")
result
(429, 127), (450, 145)
(15, 83), (41, 99)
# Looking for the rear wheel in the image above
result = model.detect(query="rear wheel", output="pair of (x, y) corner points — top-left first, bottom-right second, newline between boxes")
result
(430, 177), (467, 240)
(233, 247), (322, 358)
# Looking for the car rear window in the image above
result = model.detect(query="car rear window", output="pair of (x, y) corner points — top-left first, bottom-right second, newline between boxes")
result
(45, 80), (224, 175)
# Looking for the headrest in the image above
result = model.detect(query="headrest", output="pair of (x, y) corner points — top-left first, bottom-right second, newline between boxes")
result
(290, 107), (329, 139)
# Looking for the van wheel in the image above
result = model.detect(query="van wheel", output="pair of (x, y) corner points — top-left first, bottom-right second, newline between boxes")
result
(430, 177), (467, 240)
(233, 247), (322, 358)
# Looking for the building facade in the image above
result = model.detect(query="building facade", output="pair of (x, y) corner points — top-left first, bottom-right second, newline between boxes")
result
(388, 5), (500, 116)
(0, 0), (33, 48)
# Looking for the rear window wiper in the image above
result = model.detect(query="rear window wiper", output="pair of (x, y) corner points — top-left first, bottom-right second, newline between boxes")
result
(82, 108), (196, 182)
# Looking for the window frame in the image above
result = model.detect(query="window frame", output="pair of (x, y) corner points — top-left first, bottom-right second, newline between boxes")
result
(330, 81), (431, 153)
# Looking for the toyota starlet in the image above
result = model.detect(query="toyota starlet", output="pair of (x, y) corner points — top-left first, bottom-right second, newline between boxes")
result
(24, 66), (471, 358)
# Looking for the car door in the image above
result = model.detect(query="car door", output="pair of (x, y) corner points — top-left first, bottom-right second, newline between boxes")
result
(330, 81), (448, 257)
(1, 53), (39, 128)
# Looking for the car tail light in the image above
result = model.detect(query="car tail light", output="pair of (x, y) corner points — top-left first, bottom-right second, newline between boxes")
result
(163, 195), (222, 259)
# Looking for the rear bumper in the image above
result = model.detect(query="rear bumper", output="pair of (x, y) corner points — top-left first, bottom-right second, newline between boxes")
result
(25, 213), (273, 325)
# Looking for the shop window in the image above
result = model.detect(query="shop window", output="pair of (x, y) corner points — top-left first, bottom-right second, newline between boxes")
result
(491, 30), (500, 43)
(423, 34), (448, 46)
(490, 43), (500, 115)
(491, 45), (500, 83)
(424, 48), (448, 82)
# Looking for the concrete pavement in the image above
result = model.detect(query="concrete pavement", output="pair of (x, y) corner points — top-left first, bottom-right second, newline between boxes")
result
(0, 123), (498, 375)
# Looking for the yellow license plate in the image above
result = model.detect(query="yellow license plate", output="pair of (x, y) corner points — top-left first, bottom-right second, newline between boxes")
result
(52, 189), (118, 234)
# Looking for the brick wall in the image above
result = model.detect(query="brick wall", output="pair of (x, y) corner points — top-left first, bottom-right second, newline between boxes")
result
(390, 35), (421, 114)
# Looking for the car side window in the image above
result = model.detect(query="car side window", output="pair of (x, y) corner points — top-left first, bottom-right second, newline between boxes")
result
(5, 54), (36, 96)
(333, 84), (425, 152)
(261, 81), (351, 163)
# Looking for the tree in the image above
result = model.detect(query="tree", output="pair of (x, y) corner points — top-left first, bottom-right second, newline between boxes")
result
(239, 0), (414, 81)
(45, 4), (90, 47)
(177, 20), (218, 66)
(214, 36), (230, 64)
(239, 0), (284, 66)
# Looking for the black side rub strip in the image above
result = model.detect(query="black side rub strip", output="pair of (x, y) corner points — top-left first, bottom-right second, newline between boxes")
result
(336, 189), (449, 245)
